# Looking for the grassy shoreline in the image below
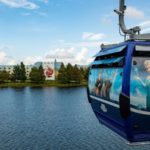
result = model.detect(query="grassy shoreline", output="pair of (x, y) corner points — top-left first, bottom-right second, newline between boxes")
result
(0, 81), (87, 88)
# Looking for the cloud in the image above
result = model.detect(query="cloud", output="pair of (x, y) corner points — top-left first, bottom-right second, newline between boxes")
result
(33, 46), (91, 65)
(23, 56), (43, 65)
(82, 32), (105, 41)
(0, 51), (16, 65)
(45, 47), (75, 59)
(139, 21), (150, 27)
(139, 20), (150, 33)
(74, 47), (93, 65)
(45, 47), (93, 65)
(125, 6), (145, 20)
(0, 30), (101, 66)
(0, 0), (38, 9)
(75, 48), (88, 64)
(0, 46), (92, 66)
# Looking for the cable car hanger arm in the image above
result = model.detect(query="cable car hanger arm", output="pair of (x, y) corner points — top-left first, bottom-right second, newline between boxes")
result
(114, 0), (141, 37)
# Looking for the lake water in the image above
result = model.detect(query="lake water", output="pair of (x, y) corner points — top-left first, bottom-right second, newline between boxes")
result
(0, 87), (149, 150)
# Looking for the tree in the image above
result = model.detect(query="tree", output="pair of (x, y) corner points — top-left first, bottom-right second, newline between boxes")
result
(10, 62), (27, 82)
(20, 62), (26, 81)
(0, 70), (10, 83)
(11, 65), (21, 81)
(80, 66), (90, 81)
(30, 65), (45, 83)
(39, 65), (45, 82)
(57, 63), (83, 84)
(66, 63), (74, 82)
(84, 67), (90, 81)
(73, 65), (82, 83)
(79, 67), (85, 80)
(57, 63), (68, 83)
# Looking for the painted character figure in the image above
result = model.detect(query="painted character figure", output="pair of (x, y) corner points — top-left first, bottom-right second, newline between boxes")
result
(95, 72), (103, 97)
(102, 70), (117, 100)
(136, 60), (150, 111)
(102, 80), (112, 99)
(46, 66), (53, 77)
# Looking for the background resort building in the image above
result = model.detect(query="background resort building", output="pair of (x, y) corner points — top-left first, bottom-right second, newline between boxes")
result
(0, 60), (62, 81)
(34, 60), (62, 80)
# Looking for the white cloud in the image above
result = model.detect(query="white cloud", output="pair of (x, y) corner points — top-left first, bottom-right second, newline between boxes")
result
(125, 6), (145, 20)
(74, 47), (93, 65)
(0, 51), (16, 65)
(0, 0), (38, 9)
(44, 47), (92, 65)
(141, 28), (150, 33)
(23, 56), (43, 65)
(0, 46), (92, 66)
(45, 47), (75, 59)
(139, 20), (150, 33)
(22, 47), (90, 65)
(75, 48), (88, 64)
(82, 32), (105, 41)
(0, 30), (103, 66)
(0, 40), (95, 66)
(139, 21), (150, 27)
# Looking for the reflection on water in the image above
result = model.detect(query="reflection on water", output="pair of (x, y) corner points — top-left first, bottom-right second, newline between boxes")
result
(0, 87), (149, 150)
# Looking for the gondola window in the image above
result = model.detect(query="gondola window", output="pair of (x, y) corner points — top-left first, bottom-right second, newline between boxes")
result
(89, 56), (124, 103)
(130, 56), (150, 111)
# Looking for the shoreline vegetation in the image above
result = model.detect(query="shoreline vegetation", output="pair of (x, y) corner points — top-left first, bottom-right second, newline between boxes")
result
(0, 62), (89, 88)
(0, 81), (87, 88)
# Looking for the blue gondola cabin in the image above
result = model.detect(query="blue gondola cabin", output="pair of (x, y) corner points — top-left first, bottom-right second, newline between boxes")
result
(87, 41), (150, 142)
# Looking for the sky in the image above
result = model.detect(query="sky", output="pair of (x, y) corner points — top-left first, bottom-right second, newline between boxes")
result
(0, 0), (150, 65)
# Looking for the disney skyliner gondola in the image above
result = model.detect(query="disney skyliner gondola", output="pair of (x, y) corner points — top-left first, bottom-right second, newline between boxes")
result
(87, 0), (150, 143)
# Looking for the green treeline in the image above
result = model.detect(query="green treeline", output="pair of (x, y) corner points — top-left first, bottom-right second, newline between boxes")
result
(30, 66), (45, 83)
(0, 62), (89, 86)
(0, 70), (10, 83)
(57, 63), (89, 84)
(11, 62), (27, 82)
(0, 62), (45, 83)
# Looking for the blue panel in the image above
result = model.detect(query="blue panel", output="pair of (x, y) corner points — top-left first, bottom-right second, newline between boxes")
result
(121, 42), (135, 141)
(95, 45), (126, 57)
(92, 57), (124, 65)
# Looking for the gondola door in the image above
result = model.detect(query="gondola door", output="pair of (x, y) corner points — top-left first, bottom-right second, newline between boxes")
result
(88, 45), (127, 138)
(129, 44), (150, 142)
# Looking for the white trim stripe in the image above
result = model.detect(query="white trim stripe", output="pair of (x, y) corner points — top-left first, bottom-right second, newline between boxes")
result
(131, 108), (150, 116)
(90, 95), (150, 116)
(90, 95), (119, 108)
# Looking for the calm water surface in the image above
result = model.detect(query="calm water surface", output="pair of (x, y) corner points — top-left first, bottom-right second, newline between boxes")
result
(0, 87), (149, 150)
